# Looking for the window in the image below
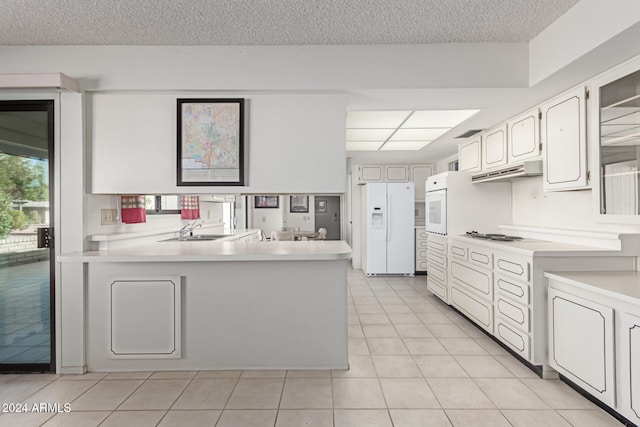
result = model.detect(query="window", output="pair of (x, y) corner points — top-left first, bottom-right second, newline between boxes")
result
(145, 195), (180, 214)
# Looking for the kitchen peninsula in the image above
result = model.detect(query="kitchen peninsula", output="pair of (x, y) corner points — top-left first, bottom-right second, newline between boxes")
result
(58, 233), (352, 372)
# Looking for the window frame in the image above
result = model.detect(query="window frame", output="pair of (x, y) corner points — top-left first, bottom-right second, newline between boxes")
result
(145, 195), (181, 215)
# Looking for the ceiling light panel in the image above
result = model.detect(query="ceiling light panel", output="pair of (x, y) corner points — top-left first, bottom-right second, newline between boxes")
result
(346, 128), (395, 141)
(380, 140), (432, 151)
(389, 128), (450, 141)
(346, 141), (384, 151)
(346, 111), (412, 128)
(402, 110), (479, 128)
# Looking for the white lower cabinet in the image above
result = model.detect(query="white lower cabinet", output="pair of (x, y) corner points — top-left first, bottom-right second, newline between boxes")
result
(619, 312), (640, 424)
(426, 234), (448, 303)
(496, 296), (530, 333)
(548, 288), (615, 407)
(415, 228), (428, 273)
(450, 260), (493, 300)
(427, 274), (447, 302)
(109, 276), (182, 359)
(450, 284), (493, 333)
(495, 316), (530, 359)
(447, 238), (535, 365)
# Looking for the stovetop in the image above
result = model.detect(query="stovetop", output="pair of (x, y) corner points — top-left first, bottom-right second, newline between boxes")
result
(465, 231), (524, 242)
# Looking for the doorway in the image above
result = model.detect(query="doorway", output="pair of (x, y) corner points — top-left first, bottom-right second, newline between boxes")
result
(314, 196), (341, 240)
(0, 100), (55, 372)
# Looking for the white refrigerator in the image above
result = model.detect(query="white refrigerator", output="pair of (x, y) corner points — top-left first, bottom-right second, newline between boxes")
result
(362, 182), (415, 276)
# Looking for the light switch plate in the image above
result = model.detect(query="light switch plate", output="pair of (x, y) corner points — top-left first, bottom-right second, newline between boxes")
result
(101, 209), (117, 225)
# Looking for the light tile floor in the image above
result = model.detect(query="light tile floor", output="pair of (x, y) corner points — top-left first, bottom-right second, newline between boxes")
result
(0, 269), (624, 426)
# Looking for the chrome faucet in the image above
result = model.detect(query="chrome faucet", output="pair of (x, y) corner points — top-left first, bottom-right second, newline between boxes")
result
(178, 219), (204, 239)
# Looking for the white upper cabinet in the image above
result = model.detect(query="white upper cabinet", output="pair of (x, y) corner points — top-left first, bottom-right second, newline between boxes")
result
(541, 86), (588, 192)
(410, 164), (433, 200)
(508, 108), (541, 164)
(482, 124), (508, 170)
(356, 165), (384, 184)
(591, 56), (640, 223)
(458, 136), (482, 172)
(385, 165), (410, 182)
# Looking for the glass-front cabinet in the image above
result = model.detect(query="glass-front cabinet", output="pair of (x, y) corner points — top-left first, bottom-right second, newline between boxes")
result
(593, 56), (640, 222)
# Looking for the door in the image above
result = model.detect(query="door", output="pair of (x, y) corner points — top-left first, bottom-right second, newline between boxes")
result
(0, 100), (55, 372)
(364, 183), (387, 275)
(541, 86), (588, 191)
(314, 195), (340, 240)
(620, 312), (640, 424)
(508, 108), (540, 163)
(357, 165), (384, 184)
(458, 137), (482, 172)
(482, 124), (508, 170)
(425, 189), (447, 235)
(548, 288), (615, 407)
(386, 183), (414, 275)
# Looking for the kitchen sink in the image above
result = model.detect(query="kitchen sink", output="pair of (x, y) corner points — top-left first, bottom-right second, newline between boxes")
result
(161, 234), (231, 242)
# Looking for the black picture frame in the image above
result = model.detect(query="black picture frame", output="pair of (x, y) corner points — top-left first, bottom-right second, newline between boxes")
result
(254, 196), (279, 209)
(315, 199), (327, 213)
(290, 195), (309, 213)
(177, 98), (244, 186)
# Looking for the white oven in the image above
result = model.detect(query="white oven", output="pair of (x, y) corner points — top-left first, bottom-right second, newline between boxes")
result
(425, 173), (448, 235)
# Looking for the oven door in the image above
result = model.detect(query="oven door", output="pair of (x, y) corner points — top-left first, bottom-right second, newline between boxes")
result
(426, 189), (447, 235)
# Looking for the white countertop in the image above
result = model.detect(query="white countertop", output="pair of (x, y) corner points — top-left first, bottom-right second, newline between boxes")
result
(545, 271), (640, 304)
(449, 234), (621, 257)
(58, 240), (353, 263)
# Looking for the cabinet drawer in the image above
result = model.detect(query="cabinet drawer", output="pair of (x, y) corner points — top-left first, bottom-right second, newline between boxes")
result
(416, 239), (429, 249)
(450, 284), (493, 334)
(495, 315), (530, 360)
(427, 251), (446, 268)
(469, 245), (493, 269)
(450, 261), (492, 300)
(496, 296), (530, 333)
(416, 259), (428, 271)
(495, 275), (530, 306)
(416, 229), (429, 240)
(495, 252), (530, 282)
(427, 263), (446, 283)
(449, 242), (468, 261)
(427, 276), (447, 303)
(416, 248), (428, 260)
(427, 238), (447, 254)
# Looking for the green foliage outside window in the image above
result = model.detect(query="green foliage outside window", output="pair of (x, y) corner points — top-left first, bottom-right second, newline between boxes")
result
(0, 193), (12, 239)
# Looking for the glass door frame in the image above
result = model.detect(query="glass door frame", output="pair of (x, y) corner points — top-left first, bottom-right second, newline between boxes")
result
(0, 99), (55, 373)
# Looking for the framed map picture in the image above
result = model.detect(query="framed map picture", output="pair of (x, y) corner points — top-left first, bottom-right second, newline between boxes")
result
(177, 98), (244, 186)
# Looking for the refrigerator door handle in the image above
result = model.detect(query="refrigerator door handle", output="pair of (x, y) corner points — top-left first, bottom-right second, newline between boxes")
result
(387, 191), (391, 242)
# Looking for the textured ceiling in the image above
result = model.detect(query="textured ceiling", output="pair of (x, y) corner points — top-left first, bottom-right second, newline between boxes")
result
(0, 0), (579, 46)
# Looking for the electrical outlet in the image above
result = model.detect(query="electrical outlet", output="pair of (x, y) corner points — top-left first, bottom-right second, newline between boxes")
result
(101, 209), (117, 225)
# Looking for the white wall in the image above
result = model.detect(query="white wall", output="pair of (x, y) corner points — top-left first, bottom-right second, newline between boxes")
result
(282, 195), (316, 232)
(529, 0), (640, 85)
(511, 178), (640, 233)
(250, 196), (284, 235)
(0, 44), (528, 91)
(435, 153), (458, 174)
(90, 92), (346, 194)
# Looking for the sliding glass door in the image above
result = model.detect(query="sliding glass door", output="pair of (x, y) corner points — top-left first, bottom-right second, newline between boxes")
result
(0, 100), (55, 372)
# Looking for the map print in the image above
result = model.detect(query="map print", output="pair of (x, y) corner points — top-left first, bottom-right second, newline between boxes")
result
(180, 101), (241, 183)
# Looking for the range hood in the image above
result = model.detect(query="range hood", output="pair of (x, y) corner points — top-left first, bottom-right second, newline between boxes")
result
(472, 160), (542, 183)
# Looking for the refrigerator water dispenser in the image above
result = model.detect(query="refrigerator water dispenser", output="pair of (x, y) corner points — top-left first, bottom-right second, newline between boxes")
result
(371, 208), (384, 228)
